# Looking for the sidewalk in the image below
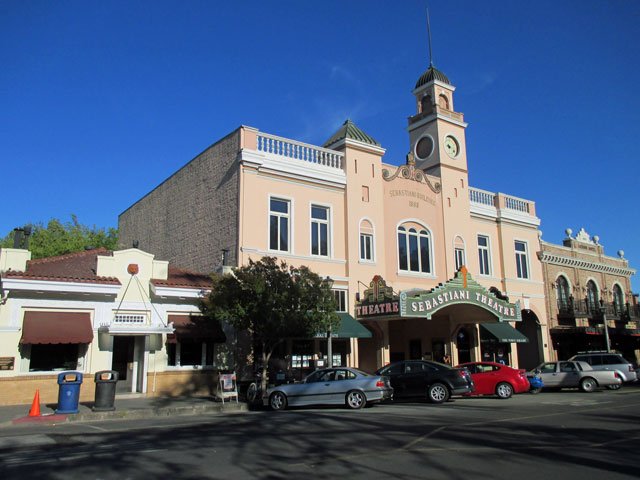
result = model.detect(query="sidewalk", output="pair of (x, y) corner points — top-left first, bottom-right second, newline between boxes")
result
(0, 394), (249, 429)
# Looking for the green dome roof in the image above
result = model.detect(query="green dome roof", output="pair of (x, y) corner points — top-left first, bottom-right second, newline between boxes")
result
(415, 64), (450, 88)
(323, 119), (380, 148)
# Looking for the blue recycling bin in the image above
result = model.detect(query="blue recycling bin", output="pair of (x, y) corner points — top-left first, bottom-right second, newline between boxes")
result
(56, 371), (83, 414)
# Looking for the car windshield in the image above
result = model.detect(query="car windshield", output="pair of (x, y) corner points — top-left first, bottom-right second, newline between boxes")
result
(350, 368), (371, 376)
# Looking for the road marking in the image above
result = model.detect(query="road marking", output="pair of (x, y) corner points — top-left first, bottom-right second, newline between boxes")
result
(289, 397), (640, 469)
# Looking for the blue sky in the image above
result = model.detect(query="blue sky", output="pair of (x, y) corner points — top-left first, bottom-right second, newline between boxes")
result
(2, 1), (639, 287)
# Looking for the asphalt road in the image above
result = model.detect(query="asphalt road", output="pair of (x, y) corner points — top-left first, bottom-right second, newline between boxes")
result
(1, 387), (639, 480)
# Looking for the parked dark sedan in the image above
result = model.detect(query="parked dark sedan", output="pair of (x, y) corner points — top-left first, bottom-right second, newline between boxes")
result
(375, 360), (474, 403)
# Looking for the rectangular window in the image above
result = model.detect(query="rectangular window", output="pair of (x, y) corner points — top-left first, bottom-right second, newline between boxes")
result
(333, 290), (347, 312)
(515, 240), (529, 279)
(29, 344), (79, 371)
(269, 198), (290, 252)
(478, 235), (491, 276)
(361, 186), (369, 202)
(311, 205), (329, 256)
(167, 342), (216, 367)
(360, 233), (373, 261)
(455, 247), (465, 270)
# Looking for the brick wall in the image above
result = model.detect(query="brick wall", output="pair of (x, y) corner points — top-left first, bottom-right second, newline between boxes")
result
(119, 129), (241, 274)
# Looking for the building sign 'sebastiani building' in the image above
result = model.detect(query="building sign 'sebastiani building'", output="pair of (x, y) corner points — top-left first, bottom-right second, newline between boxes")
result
(119, 59), (551, 373)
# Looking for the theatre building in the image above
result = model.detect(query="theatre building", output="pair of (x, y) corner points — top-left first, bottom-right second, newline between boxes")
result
(0, 246), (231, 406)
(539, 228), (639, 363)
(119, 60), (552, 374)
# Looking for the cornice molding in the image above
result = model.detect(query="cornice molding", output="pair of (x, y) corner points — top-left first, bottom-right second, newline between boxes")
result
(537, 251), (636, 277)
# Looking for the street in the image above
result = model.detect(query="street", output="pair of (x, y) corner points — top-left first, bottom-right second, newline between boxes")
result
(1, 387), (640, 479)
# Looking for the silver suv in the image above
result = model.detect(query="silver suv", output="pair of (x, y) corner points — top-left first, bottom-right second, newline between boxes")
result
(568, 352), (638, 388)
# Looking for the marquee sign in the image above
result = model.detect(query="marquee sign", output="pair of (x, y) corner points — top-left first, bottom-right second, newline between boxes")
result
(399, 267), (521, 322)
(355, 275), (400, 319)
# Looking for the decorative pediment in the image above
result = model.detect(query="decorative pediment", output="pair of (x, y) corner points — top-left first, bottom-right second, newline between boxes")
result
(382, 153), (441, 194)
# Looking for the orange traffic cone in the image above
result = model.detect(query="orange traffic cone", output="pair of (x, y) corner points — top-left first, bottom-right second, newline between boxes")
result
(28, 390), (41, 417)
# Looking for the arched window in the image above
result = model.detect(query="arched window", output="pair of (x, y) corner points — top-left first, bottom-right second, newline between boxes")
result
(613, 284), (624, 314)
(438, 94), (449, 110)
(556, 276), (570, 310)
(398, 225), (432, 274)
(586, 280), (599, 312)
(420, 95), (432, 114)
(359, 219), (375, 262)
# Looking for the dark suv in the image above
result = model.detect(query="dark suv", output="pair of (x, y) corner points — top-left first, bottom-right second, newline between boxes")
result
(568, 352), (638, 388)
(375, 360), (474, 404)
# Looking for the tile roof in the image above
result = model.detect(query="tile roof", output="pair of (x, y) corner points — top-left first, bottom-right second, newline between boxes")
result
(3, 248), (120, 285)
(2, 248), (214, 289)
(152, 265), (214, 290)
(323, 119), (381, 148)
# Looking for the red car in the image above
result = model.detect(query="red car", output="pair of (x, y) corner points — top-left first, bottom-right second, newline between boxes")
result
(456, 362), (530, 399)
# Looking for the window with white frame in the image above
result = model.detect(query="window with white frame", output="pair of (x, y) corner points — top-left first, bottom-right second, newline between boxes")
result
(398, 224), (432, 274)
(478, 235), (491, 276)
(311, 205), (329, 256)
(514, 240), (529, 279)
(455, 248), (465, 271)
(333, 289), (347, 312)
(359, 219), (375, 262)
(269, 198), (290, 252)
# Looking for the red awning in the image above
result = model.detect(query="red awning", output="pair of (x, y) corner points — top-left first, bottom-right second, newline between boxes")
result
(166, 314), (226, 344)
(20, 311), (94, 344)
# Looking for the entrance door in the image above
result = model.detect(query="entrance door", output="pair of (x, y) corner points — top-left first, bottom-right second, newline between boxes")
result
(112, 336), (135, 393)
(456, 328), (472, 364)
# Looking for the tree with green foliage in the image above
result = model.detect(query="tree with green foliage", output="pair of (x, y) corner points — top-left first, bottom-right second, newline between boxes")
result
(200, 256), (340, 395)
(1, 215), (118, 259)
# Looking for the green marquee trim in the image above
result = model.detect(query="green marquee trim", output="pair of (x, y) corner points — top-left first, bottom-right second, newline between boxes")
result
(399, 269), (521, 322)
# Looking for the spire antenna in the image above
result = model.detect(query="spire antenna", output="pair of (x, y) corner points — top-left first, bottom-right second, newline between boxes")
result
(427, 7), (434, 67)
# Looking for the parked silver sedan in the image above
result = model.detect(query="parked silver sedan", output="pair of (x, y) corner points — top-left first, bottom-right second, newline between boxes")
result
(264, 367), (393, 410)
(532, 361), (622, 392)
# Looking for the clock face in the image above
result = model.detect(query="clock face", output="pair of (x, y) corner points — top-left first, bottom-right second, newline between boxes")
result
(444, 136), (459, 158)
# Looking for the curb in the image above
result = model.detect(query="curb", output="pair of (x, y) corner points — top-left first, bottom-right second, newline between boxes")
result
(2, 402), (248, 429)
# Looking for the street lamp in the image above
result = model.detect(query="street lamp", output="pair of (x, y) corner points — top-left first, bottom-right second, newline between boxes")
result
(323, 276), (335, 368)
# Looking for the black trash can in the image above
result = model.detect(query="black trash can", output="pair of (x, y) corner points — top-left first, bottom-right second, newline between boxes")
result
(56, 371), (83, 414)
(93, 370), (119, 412)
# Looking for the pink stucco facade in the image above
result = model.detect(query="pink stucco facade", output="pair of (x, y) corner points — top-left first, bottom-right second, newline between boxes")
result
(229, 71), (551, 372)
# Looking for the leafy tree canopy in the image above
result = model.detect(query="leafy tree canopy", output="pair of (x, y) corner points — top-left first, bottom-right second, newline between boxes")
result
(1, 215), (118, 259)
(200, 256), (340, 390)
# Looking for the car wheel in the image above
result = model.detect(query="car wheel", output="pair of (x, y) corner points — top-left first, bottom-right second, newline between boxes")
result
(495, 382), (513, 399)
(427, 383), (450, 404)
(346, 390), (366, 409)
(269, 391), (287, 411)
(580, 377), (597, 393)
(606, 384), (622, 390)
(529, 387), (542, 395)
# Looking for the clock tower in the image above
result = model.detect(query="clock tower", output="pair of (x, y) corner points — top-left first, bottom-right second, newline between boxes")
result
(406, 62), (469, 176)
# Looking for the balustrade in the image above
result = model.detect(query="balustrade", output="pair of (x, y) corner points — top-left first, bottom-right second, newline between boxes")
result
(257, 132), (344, 170)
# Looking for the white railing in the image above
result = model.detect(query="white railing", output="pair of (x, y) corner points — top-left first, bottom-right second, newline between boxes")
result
(504, 196), (530, 213)
(257, 132), (344, 170)
(469, 187), (532, 214)
(469, 187), (496, 207)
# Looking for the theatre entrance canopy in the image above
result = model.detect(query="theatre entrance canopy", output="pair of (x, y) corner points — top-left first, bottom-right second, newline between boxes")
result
(399, 268), (522, 323)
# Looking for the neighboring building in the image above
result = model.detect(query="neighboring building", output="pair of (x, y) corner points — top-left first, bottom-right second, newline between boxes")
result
(120, 60), (552, 374)
(539, 228), (639, 363)
(0, 247), (231, 406)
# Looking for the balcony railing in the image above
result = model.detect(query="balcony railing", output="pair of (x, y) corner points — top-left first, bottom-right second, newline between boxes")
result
(469, 187), (534, 215)
(257, 132), (344, 170)
(557, 297), (640, 321)
(408, 105), (465, 125)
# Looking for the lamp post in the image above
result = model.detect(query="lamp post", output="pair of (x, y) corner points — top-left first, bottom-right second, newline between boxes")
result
(600, 299), (611, 353)
(323, 276), (334, 368)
